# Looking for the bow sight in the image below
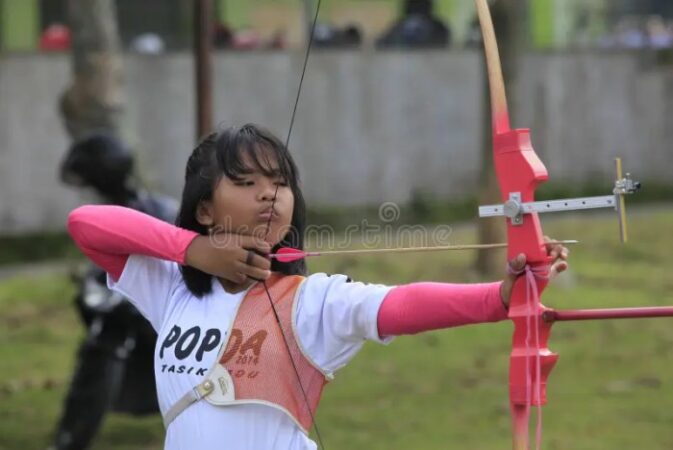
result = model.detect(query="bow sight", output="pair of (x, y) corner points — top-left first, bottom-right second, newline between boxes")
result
(478, 158), (641, 243)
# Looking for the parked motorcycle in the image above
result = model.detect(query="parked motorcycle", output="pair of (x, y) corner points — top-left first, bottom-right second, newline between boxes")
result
(51, 133), (176, 450)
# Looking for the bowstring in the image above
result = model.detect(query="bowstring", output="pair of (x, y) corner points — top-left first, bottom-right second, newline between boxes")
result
(524, 264), (550, 450)
(261, 1), (325, 448)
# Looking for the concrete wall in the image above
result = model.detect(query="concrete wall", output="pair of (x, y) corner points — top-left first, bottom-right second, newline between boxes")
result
(0, 50), (671, 234)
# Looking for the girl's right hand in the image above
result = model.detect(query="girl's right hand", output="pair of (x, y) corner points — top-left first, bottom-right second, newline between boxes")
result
(184, 234), (272, 284)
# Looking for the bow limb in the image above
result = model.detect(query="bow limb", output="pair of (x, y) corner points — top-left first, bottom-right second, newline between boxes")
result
(474, 0), (510, 135)
(473, 1), (558, 449)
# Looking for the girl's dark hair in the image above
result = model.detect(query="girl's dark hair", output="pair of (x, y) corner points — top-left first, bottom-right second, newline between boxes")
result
(176, 123), (307, 297)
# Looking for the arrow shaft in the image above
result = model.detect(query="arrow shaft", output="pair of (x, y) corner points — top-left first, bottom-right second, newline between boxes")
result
(316, 241), (574, 256)
(272, 241), (577, 260)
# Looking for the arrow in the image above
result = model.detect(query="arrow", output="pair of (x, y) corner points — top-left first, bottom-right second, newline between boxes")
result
(269, 240), (578, 263)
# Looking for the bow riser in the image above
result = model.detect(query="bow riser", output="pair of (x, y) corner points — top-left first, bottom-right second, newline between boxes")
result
(494, 128), (559, 408)
(493, 123), (558, 450)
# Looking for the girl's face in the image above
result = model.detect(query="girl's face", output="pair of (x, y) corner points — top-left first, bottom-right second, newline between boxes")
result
(197, 150), (294, 247)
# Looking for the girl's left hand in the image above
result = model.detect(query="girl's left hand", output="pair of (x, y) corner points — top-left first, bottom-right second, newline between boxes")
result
(500, 236), (570, 309)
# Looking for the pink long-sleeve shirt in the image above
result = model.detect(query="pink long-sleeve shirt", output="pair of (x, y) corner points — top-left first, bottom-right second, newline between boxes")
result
(67, 205), (507, 338)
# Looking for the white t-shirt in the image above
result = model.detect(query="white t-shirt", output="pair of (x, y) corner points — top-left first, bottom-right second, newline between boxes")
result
(108, 254), (393, 450)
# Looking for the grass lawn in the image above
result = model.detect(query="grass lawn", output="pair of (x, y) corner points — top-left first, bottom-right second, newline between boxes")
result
(1, 207), (672, 449)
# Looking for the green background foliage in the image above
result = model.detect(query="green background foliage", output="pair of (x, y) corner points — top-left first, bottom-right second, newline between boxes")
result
(1, 208), (672, 449)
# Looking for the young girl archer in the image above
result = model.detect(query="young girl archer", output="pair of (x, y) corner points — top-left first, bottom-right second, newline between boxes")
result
(67, 124), (569, 450)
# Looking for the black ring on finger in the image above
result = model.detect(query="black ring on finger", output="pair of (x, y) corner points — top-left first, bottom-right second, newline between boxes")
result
(246, 250), (255, 266)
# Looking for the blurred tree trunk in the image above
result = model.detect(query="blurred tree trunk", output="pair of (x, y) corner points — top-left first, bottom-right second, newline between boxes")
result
(194, 0), (214, 139)
(60, 0), (124, 140)
(474, 0), (527, 277)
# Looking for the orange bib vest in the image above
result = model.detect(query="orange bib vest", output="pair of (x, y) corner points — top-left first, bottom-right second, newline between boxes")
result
(163, 274), (331, 434)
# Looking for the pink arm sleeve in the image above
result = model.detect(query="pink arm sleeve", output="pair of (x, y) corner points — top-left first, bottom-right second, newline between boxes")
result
(377, 282), (507, 337)
(67, 205), (199, 281)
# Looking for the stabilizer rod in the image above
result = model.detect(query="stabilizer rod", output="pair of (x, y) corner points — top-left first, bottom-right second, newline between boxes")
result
(543, 306), (673, 323)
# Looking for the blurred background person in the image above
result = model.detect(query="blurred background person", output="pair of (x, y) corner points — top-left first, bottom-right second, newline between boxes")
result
(376, 0), (451, 49)
(313, 22), (363, 49)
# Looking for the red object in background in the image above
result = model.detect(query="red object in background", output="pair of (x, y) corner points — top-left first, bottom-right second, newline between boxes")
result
(40, 24), (71, 51)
